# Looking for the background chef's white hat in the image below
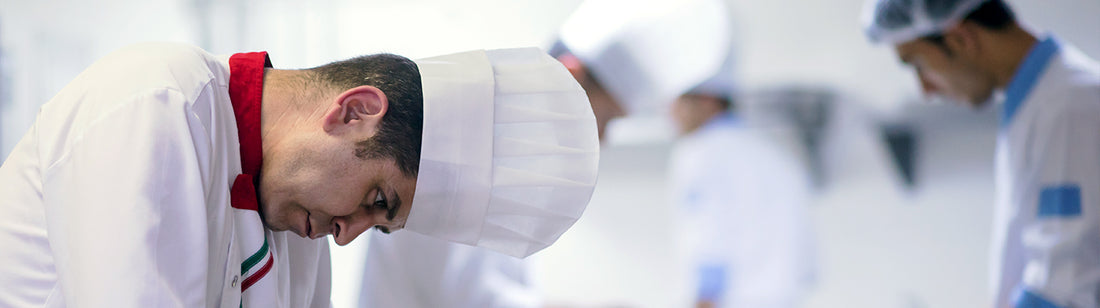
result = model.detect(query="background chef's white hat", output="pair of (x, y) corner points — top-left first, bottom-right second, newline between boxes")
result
(557, 0), (732, 114)
(862, 0), (989, 44)
(687, 36), (739, 101)
(405, 48), (600, 258)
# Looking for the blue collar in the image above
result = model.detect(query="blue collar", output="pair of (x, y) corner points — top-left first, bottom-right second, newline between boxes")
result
(1002, 36), (1059, 127)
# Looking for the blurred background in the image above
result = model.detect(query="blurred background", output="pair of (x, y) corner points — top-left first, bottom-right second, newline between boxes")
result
(1, 0), (1097, 307)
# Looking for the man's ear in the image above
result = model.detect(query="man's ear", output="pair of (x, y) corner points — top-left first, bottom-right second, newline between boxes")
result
(943, 22), (981, 59)
(322, 85), (388, 135)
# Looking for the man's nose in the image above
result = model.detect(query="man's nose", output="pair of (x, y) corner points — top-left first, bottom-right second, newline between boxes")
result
(918, 74), (939, 97)
(331, 214), (374, 246)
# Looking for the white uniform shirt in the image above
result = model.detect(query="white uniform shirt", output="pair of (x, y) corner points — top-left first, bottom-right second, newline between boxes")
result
(990, 37), (1100, 308)
(0, 42), (330, 307)
(671, 114), (816, 308)
(359, 230), (539, 308)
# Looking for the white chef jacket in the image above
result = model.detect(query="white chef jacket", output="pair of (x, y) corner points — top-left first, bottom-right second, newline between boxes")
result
(990, 36), (1100, 308)
(0, 42), (330, 307)
(671, 114), (815, 308)
(358, 230), (539, 308)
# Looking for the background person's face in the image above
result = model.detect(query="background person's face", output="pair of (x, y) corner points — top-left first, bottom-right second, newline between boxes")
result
(257, 133), (417, 246)
(671, 94), (723, 135)
(559, 58), (626, 141)
(895, 40), (996, 108)
(585, 81), (626, 141)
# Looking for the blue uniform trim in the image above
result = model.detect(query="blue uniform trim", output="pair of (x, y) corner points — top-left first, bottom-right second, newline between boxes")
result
(1038, 185), (1082, 217)
(1013, 288), (1064, 308)
(683, 191), (703, 211)
(1002, 36), (1059, 128)
(696, 264), (728, 302)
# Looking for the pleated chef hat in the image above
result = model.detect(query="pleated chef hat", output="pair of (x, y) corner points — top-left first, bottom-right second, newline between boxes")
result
(862, 0), (988, 44)
(404, 48), (600, 258)
(558, 0), (732, 114)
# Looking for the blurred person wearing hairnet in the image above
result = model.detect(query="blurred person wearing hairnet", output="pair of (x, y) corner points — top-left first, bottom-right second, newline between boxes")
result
(0, 42), (599, 307)
(669, 41), (816, 308)
(357, 0), (731, 307)
(863, 0), (1100, 307)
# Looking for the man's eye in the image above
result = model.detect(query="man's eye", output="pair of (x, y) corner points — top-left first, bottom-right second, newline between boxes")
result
(373, 192), (387, 210)
(375, 225), (390, 234)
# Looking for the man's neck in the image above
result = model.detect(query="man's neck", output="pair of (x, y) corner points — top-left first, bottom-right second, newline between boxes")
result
(985, 25), (1040, 89)
(259, 69), (327, 157)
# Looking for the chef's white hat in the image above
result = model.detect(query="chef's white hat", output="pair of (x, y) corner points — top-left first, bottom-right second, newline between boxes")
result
(558, 0), (732, 114)
(405, 48), (600, 258)
(688, 40), (739, 101)
(862, 0), (988, 44)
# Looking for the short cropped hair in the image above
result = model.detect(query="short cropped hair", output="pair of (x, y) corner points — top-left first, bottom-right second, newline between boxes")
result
(311, 54), (423, 178)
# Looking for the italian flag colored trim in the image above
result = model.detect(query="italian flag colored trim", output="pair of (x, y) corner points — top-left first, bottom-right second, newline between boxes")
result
(240, 240), (273, 291)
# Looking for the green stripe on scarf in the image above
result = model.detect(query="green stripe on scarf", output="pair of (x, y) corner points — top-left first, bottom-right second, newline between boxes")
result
(241, 240), (269, 275)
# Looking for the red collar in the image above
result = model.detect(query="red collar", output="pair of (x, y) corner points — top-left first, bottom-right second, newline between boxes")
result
(228, 52), (271, 211)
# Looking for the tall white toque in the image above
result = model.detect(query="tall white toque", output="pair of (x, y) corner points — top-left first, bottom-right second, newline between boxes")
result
(558, 0), (733, 114)
(405, 48), (600, 258)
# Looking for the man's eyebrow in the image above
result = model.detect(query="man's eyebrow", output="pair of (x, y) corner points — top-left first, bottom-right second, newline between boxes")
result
(386, 192), (401, 221)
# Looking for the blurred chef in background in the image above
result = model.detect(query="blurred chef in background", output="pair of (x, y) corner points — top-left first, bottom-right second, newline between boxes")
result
(669, 34), (817, 308)
(863, 0), (1100, 307)
(357, 0), (732, 307)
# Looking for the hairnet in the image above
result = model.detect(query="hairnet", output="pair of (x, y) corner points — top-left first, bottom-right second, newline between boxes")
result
(862, 0), (988, 44)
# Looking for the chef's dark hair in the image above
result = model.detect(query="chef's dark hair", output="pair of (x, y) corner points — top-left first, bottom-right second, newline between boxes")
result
(311, 54), (423, 178)
(922, 0), (1017, 50)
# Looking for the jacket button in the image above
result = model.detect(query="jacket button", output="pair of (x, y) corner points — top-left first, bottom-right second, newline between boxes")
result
(231, 275), (239, 288)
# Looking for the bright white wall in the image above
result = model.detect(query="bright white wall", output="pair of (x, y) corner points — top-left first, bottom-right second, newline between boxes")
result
(536, 143), (689, 307)
(803, 105), (998, 308)
(0, 0), (199, 156)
